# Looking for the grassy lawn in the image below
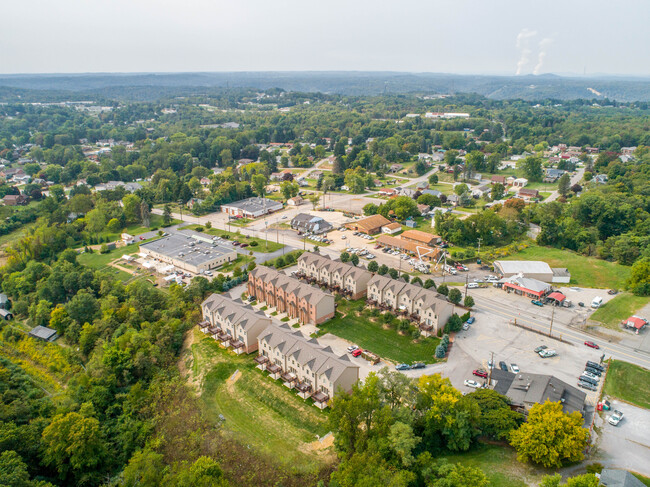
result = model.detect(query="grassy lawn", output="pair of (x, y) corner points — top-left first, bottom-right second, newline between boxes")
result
(218, 254), (255, 274)
(603, 360), (650, 409)
(77, 241), (147, 269)
(501, 245), (631, 289)
(180, 224), (284, 252)
(441, 443), (544, 487)
(591, 293), (649, 329)
(317, 299), (441, 364)
(188, 329), (333, 474)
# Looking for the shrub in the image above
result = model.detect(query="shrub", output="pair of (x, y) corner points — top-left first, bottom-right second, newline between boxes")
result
(195, 226), (204, 232)
(275, 256), (285, 268)
(435, 345), (446, 358)
(411, 329), (420, 340)
(437, 284), (449, 296)
(464, 295), (475, 308)
(249, 240), (258, 247)
(397, 320), (410, 333)
(460, 311), (471, 322)
(205, 221), (212, 229)
(99, 243), (109, 254)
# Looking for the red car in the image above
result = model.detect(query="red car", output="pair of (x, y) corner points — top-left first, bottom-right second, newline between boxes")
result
(584, 341), (600, 349)
(473, 369), (488, 379)
(352, 349), (363, 357)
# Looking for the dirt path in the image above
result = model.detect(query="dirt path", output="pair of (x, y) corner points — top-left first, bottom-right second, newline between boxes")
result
(108, 260), (140, 276)
(178, 328), (200, 389)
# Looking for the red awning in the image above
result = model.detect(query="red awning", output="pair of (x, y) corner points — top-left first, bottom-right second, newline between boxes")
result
(503, 282), (544, 298)
(548, 292), (566, 302)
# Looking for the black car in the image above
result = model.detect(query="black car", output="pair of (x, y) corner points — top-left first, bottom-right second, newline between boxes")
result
(577, 381), (597, 391)
(585, 367), (602, 377)
(586, 361), (605, 372)
(411, 362), (426, 369)
(499, 361), (508, 371)
(579, 375), (598, 386)
(534, 345), (547, 353)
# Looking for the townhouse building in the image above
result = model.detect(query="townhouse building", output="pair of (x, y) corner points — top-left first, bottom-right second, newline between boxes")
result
(367, 274), (454, 336)
(248, 266), (335, 325)
(297, 253), (372, 299)
(199, 294), (272, 354)
(255, 323), (359, 409)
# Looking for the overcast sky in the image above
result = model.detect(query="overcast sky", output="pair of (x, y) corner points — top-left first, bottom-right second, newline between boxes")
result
(2, 0), (649, 76)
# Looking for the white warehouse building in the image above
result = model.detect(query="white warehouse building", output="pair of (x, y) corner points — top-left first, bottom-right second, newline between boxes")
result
(493, 260), (571, 284)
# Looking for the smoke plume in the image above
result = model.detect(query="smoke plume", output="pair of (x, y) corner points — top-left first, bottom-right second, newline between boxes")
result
(515, 28), (537, 75)
(533, 38), (553, 75)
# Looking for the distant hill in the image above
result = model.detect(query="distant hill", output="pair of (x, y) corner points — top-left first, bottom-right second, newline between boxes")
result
(0, 71), (649, 102)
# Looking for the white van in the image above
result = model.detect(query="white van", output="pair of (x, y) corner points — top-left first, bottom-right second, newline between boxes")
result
(467, 283), (479, 289)
(591, 296), (603, 309)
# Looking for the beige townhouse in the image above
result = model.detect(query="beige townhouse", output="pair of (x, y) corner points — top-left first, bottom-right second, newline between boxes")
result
(255, 324), (359, 409)
(200, 294), (271, 354)
(297, 252), (372, 299)
(367, 274), (454, 336)
(248, 266), (335, 325)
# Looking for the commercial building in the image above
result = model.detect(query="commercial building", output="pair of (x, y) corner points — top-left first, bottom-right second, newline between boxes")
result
(200, 294), (272, 354)
(255, 323), (359, 409)
(297, 252), (372, 299)
(367, 274), (454, 336)
(494, 260), (571, 284)
(490, 368), (586, 416)
(345, 214), (391, 235)
(382, 222), (402, 234)
(139, 232), (237, 275)
(498, 275), (552, 299)
(221, 197), (283, 218)
(248, 266), (335, 325)
(400, 229), (442, 247)
(376, 235), (442, 262)
(291, 213), (333, 234)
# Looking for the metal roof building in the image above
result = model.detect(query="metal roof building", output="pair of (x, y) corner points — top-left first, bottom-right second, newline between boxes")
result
(494, 260), (571, 284)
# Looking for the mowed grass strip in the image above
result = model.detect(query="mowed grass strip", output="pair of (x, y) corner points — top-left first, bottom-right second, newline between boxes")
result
(502, 245), (630, 289)
(591, 293), (649, 329)
(441, 443), (544, 487)
(180, 224), (284, 252)
(603, 360), (650, 410)
(190, 330), (331, 474)
(318, 300), (440, 364)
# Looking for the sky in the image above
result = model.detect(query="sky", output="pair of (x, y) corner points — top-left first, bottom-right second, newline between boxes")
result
(1, 0), (649, 76)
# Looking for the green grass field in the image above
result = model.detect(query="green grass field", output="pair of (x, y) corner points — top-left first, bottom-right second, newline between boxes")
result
(441, 443), (544, 487)
(591, 293), (649, 329)
(501, 245), (631, 289)
(77, 241), (146, 269)
(181, 224), (284, 252)
(603, 360), (650, 409)
(317, 299), (441, 364)
(188, 329), (332, 474)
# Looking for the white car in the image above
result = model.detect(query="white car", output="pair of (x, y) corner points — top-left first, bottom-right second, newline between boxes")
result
(341, 235), (346, 239)
(510, 364), (520, 373)
(608, 410), (624, 426)
(582, 371), (600, 381)
(346, 345), (359, 353)
(464, 379), (481, 388)
(467, 283), (479, 289)
(462, 323), (469, 331)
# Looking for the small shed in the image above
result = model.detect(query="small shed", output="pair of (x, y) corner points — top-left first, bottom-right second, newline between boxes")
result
(29, 325), (58, 341)
(0, 309), (13, 321)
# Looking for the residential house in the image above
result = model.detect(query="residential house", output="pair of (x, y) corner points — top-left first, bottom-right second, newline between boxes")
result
(422, 189), (443, 198)
(593, 174), (608, 184)
(446, 194), (460, 207)
(397, 188), (417, 199)
(512, 178), (528, 188)
(544, 168), (566, 182)
(517, 188), (539, 201)
(472, 184), (492, 197)
(389, 164), (403, 173)
(256, 324), (359, 408)
(366, 274), (453, 336)
(417, 204), (431, 215)
(505, 176), (516, 186)
(621, 147), (637, 156)
(415, 181), (429, 191)
(287, 196), (304, 206)
(491, 175), (507, 185)
(382, 222), (402, 234)
(187, 197), (204, 210)
(2, 194), (28, 206)
(297, 252), (372, 300)
(345, 214), (391, 235)
(248, 266), (335, 325)
(200, 294), (272, 354)
(291, 214), (333, 234)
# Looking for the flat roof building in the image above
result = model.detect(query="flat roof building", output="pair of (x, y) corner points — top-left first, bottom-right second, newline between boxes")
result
(221, 197), (283, 218)
(494, 260), (570, 284)
(139, 232), (237, 275)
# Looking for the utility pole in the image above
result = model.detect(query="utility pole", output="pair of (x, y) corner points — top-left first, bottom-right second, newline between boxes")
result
(477, 237), (482, 260)
(464, 272), (469, 299)
(549, 306), (555, 337)
(488, 351), (494, 386)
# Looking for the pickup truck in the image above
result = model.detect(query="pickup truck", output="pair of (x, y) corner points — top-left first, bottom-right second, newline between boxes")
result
(608, 410), (624, 426)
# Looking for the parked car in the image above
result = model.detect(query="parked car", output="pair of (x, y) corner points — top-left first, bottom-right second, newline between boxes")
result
(473, 369), (488, 379)
(396, 363), (411, 371)
(488, 359), (494, 369)
(346, 345), (359, 353)
(586, 361), (605, 372)
(531, 300), (544, 307)
(466, 317), (475, 324)
(534, 345), (547, 353)
(351, 349), (363, 357)
(584, 341), (599, 349)
(539, 349), (557, 358)
(411, 362), (426, 369)
(240, 243), (249, 248)
(577, 381), (597, 392)
(139, 236), (145, 240)
(579, 374), (598, 386)
(582, 371), (600, 381)
(607, 289), (618, 295)
(467, 283), (479, 289)
(608, 410), (624, 426)
(510, 364), (520, 373)
(499, 361), (508, 371)
(462, 323), (469, 331)
(464, 379), (481, 388)
(585, 366), (602, 377)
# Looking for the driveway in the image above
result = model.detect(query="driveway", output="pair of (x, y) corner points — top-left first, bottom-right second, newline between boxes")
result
(592, 399), (650, 476)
